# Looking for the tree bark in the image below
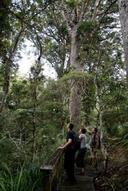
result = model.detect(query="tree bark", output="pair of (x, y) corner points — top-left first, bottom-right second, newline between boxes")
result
(60, 0), (101, 128)
(0, 28), (24, 113)
(118, 0), (128, 81)
(70, 28), (78, 69)
(69, 27), (83, 127)
(0, 58), (11, 113)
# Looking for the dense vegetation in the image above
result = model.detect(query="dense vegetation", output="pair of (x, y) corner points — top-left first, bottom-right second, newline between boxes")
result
(0, 0), (128, 190)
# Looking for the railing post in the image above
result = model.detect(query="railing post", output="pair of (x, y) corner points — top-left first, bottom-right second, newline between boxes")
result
(40, 165), (53, 191)
(40, 149), (64, 191)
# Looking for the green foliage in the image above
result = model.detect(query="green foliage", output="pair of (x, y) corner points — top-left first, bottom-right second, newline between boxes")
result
(65, 0), (81, 8)
(0, 0), (128, 190)
(78, 21), (96, 34)
(0, 76), (66, 168)
(60, 71), (91, 81)
(0, 163), (42, 191)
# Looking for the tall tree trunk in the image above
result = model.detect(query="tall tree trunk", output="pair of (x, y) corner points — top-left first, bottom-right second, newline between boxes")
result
(69, 80), (81, 126)
(118, 0), (128, 81)
(94, 73), (103, 137)
(70, 28), (78, 69)
(30, 48), (42, 161)
(0, 58), (11, 113)
(0, 28), (24, 113)
(0, 0), (11, 113)
(32, 98), (36, 162)
(60, 0), (102, 128)
(69, 27), (83, 127)
(30, 77), (37, 162)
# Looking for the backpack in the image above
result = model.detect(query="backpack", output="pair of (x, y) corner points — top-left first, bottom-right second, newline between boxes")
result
(73, 134), (80, 151)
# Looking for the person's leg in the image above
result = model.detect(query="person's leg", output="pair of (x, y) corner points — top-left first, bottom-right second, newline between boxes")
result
(65, 150), (76, 183)
(76, 150), (82, 168)
(91, 148), (97, 169)
(93, 149), (98, 169)
(64, 150), (68, 170)
(64, 150), (71, 179)
(69, 150), (76, 182)
(77, 148), (86, 174)
(90, 148), (94, 166)
(101, 144), (108, 172)
(76, 149), (86, 175)
(80, 148), (86, 174)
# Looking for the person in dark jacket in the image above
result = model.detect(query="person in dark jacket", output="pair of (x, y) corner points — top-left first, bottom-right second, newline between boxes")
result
(59, 123), (76, 184)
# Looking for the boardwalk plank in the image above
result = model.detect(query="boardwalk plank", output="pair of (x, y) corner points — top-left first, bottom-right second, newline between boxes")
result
(58, 165), (98, 191)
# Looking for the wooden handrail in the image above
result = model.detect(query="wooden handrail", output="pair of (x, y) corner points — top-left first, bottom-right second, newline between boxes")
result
(40, 149), (64, 191)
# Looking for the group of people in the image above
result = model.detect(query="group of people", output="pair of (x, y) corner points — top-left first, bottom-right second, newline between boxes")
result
(59, 123), (101, 185)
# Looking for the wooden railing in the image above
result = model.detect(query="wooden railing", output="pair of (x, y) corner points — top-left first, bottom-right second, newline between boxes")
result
(40, 149), (64, 191)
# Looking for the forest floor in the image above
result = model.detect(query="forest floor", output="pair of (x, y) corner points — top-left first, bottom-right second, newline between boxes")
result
(94, 139), (128, 191)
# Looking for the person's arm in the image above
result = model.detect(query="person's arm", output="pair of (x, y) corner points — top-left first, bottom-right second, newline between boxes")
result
(79, 134), (83, 140)
(59, 138), (72, 149)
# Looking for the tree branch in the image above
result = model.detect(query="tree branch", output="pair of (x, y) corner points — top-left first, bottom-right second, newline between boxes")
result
(79, 0), (89, 22)
(91, 0), (102, 22)
(60, 1), (71, 33)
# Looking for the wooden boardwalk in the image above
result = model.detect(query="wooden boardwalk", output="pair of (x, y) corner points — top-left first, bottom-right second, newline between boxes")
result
(58, 164), (99, 191)
(40, 149), (107, 191)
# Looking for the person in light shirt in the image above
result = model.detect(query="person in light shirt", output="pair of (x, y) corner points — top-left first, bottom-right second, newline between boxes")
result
(76, 128), (87, 175)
